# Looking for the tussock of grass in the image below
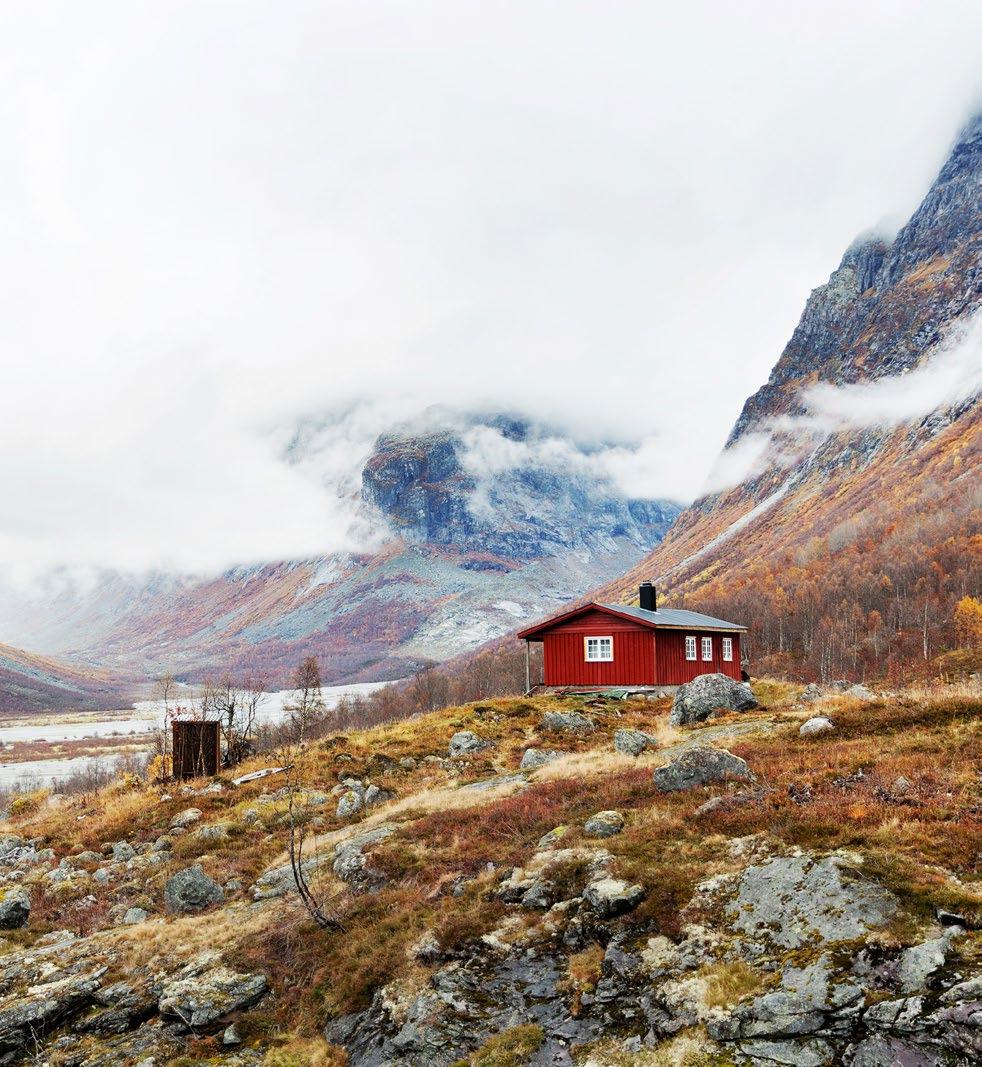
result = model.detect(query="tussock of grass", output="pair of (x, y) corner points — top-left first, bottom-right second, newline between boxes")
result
(451, 1023), (544, 1067)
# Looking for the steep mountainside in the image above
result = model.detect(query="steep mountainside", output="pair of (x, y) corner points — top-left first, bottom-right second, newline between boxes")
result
(0, 416), (679, 686)
(598, 115), (981, 680)
(0, 643), (131, 715)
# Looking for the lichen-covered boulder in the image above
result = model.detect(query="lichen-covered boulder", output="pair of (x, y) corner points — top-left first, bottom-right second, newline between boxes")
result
(653, 745), (754, 792)
(583, 811), (625, 838)
(163, 865), (224, 914)
(169, 808), (202, 830)
(336, 789), (364, 819)
(448, 731), (491, 757)
(613, 728), (658, 756)
(519, 748), (562, 770)
(541, 711), (595, 735)
(0, 887), (30, 929)
(670, 673), (758, 725)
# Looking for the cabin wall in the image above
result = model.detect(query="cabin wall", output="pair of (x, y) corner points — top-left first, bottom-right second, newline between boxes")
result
(654, 631), (742, 684)
(541, 612), (655, 685)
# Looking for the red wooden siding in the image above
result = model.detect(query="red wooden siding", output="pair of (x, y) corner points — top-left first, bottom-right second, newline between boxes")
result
(541, 610), (655, 685)
(653, 631), (742, 684)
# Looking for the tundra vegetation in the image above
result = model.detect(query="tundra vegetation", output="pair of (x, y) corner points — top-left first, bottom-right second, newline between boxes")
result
(0, 671), (975, 1064)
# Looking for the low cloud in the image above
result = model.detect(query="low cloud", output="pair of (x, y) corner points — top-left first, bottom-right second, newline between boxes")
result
(704, 313), (982, 493)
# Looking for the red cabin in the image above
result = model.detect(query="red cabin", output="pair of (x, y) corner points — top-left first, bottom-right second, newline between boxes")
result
(516, 583), (746, 691)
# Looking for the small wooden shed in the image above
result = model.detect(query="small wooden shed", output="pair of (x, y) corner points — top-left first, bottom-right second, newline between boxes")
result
(172, 719), (221, 780)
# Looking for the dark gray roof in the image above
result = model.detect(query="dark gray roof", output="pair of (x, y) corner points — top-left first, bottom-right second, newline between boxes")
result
(598, 603), (746, 631)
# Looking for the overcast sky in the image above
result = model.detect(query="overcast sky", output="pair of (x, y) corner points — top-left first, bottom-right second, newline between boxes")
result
(1, 1), (980, 580)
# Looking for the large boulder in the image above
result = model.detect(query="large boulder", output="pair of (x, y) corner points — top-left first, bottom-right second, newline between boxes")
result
(163, 865), (225, 914)
(669, 673), (758, 726)
(653, 745), (754, 792)
(0, 887), (30, 929)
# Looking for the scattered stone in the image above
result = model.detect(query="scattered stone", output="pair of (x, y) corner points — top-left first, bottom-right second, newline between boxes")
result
(799, 716), (835, 736)
(122, 907), (149, 925)
(448, 731), (491, 757)
(653, 745), (754, 792)
(520, 881), (556, 910)
(336, 790), (364, 819)
(846, 684), (875, 701)
(669, 673), (758, 726)
(583, 811), (625, 838)
(541, 711), (595, 735)
(169, 808), (202, 830)
(194, 823), (232, 842)
(519, 748), (562, 770)
(153, 836), (174, 851)
(399, 757), (418, 771)
(111, 842), (136, 862)
(0, 887), (30, 929)
(536, 826), (568, 849)
(613, 728), (658, 756)
(223, 1023), (242, 1046)
(163, 865), (225, 914)
(364, 784), (394, 808)
(582, 877), (645, 918)
(891, 775), (913, 796)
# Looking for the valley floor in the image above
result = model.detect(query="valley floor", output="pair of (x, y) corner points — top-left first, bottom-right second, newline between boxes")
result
(0, 679), (977, 1065)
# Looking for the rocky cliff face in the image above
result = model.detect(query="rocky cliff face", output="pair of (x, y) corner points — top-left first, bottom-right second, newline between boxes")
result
(730, 113), (981, 447)
(598, 114), (981, 674)
(362, 416), (677, 560)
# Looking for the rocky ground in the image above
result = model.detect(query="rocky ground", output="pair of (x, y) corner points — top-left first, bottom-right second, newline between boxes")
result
(0, 676), (976, 1065)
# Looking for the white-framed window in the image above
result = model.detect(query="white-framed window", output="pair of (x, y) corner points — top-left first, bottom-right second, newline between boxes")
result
(685, 635), (697, 661)
(722, 637), (733, 662)
(701, 636), (713, 661)
(585, 636), (613, 662)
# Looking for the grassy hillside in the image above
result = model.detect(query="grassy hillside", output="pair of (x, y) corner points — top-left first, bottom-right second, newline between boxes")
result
(0, 678), (977, 1064)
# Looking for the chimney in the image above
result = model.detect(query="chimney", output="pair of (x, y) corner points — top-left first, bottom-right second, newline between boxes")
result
(639, 581), (657, 612)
